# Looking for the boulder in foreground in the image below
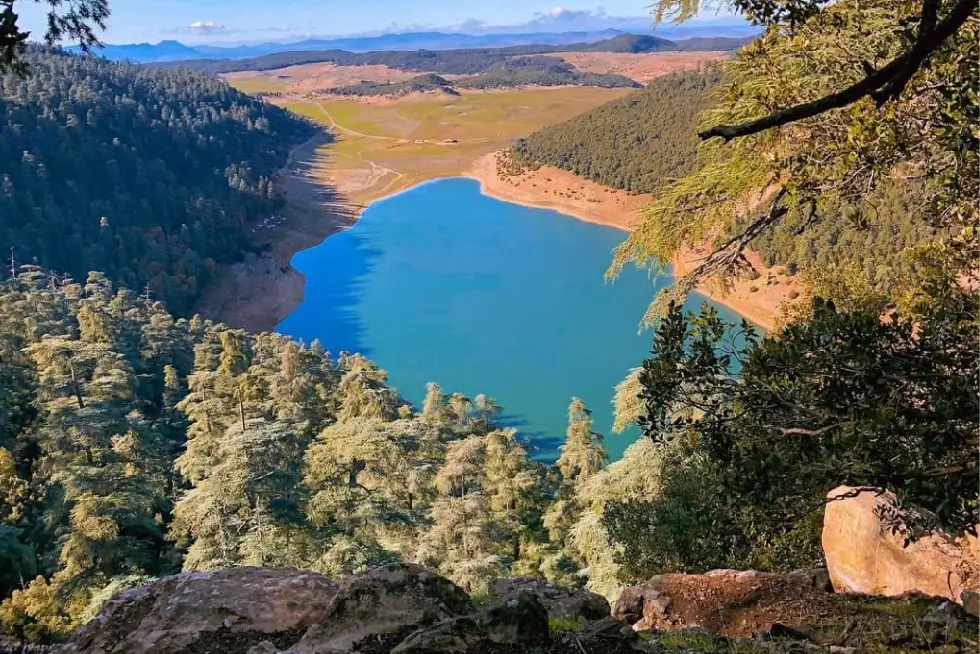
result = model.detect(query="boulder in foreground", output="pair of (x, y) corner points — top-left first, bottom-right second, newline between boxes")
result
(58, 563), (471, 654)
(486, 577), (610, 622)
(822, 485), (980, 606)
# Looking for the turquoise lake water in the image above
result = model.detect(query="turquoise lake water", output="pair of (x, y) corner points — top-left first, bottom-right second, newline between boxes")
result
(277, 177), (744, 461)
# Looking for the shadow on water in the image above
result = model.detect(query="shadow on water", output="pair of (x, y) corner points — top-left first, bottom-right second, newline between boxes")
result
(498, 412), (558, 459)
(275, 129), (382, 357)
(284, 229), (382, 358)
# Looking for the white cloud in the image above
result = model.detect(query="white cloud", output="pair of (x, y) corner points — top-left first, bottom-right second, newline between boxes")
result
(187, 20), (227, 34)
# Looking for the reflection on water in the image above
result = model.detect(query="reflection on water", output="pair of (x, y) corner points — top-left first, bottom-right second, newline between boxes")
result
(277, 178), (745, 461)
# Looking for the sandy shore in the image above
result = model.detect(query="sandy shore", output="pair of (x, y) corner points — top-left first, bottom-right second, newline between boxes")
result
(465, 152), (803, 330)
(198, 139), (799, 333)
(195, 131), (361, 332)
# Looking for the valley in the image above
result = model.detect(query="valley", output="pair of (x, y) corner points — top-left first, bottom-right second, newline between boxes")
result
(0, 2), (975, 649)
(203, 52), (762, 332)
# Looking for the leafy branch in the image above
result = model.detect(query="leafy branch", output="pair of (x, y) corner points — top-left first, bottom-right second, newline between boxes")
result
(699, 0), (978, 141)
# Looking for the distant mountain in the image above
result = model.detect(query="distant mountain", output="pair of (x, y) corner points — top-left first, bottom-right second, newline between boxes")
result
(69, 39), (206, 63)
(85, 30), (627, 64)
(83, 24), (757, 64)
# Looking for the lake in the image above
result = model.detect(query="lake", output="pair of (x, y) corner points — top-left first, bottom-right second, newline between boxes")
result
(277, 177), (745, 461)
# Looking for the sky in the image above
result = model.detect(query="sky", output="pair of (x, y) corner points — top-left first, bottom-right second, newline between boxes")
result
(17, 0), (743, 46)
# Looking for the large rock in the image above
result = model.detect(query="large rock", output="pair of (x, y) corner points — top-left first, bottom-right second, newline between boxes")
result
(612, 568), (838, 638)
(286, 564), (471, 653)
(392, 590), (549, 653)
(59, 563), (471, 654)
(487, 577), (610, 622)
(822, 485), (980, 605)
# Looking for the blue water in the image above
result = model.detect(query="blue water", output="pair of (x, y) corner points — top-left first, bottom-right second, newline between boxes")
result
(277, 178), (745, 461)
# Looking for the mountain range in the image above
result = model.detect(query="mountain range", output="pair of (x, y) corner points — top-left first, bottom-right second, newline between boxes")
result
(77, 24), (760, 64)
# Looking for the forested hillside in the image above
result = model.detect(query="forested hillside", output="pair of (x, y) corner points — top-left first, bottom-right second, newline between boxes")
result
(508, 64), (943, 300)
(321, 59), (640, 97)
(454, 57), (641, 90)
(0, 49), (316, 315)
(0, 269), (614, 641)
(323, 74), (459, 98)
(508, 66), (723, 194)
(1, 268), (973, 644)
(156, 34), (746, 76)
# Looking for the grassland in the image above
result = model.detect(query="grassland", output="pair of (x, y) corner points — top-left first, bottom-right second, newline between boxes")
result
(272, 87), (632, 206)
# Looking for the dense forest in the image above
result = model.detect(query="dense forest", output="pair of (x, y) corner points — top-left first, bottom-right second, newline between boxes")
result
(455, 57), (641, 90)
(507, 66), (723, 193)
(321, 59), (640, 98)
(0, 269), (615, 640)
(155, 34), (746, 76)
(0, 49), (317, 316)
(1, 266), (973, 644)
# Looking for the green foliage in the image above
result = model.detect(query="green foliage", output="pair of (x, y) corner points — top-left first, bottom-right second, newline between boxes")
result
(508, 67), (723, 194)
(0, 269), (613, 639)
(455, 57), (640, 90)
(325, 74), (459, 98)
(0, 48), (316, 314)
(606, 296), (978, 582)
(612, 0), (977, 318)
(1, 0), (109, 74)
(751, 179), (942, 307)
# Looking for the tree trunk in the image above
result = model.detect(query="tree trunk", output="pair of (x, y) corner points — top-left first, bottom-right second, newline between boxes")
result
(238, 385), (246, 432)
(68, 358), (84, 409)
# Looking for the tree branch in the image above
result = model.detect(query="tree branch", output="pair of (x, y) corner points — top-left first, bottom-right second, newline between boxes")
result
(679, 185), (788, 285)
(699, 0), (978, 142)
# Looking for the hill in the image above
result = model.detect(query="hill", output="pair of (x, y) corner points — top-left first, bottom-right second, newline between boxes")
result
(0, 49), (316, 315)
(505, 65), (938, 300)
(153, 35), (748, 77)
(323, 73), (460, 98)
(507, 65), (723, 194)
(582, 34), (677, 53)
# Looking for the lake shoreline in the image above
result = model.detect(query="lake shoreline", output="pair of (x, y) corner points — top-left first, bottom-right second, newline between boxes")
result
(464, 152), (801, 330)
(198, 140), (795, 333)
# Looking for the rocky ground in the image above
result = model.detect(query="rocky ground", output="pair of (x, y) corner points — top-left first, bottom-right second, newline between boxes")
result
(3, 487), (974, 654)
(26, 563), (974, 654)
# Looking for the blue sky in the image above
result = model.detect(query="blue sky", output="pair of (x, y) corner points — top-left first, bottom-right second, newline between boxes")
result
(18, 1), (742, 45)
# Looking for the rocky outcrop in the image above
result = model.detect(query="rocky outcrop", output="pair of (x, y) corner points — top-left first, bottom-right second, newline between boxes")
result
(612, 568), (838, 637)
(486, 578), (610, 622)
(822, 485), (980, 606)
(58, 563), (471, 654)
(391, 591), (549, 653)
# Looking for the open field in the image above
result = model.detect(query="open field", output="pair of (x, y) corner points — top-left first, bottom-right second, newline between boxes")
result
(222, 50), (727, 97)
(555, 51), (727, 83)
(272, 87), (632, 206)
(225, 62), (421, 95)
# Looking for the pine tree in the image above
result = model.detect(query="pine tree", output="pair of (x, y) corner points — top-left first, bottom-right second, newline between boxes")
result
(556, 398), (606, 486)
